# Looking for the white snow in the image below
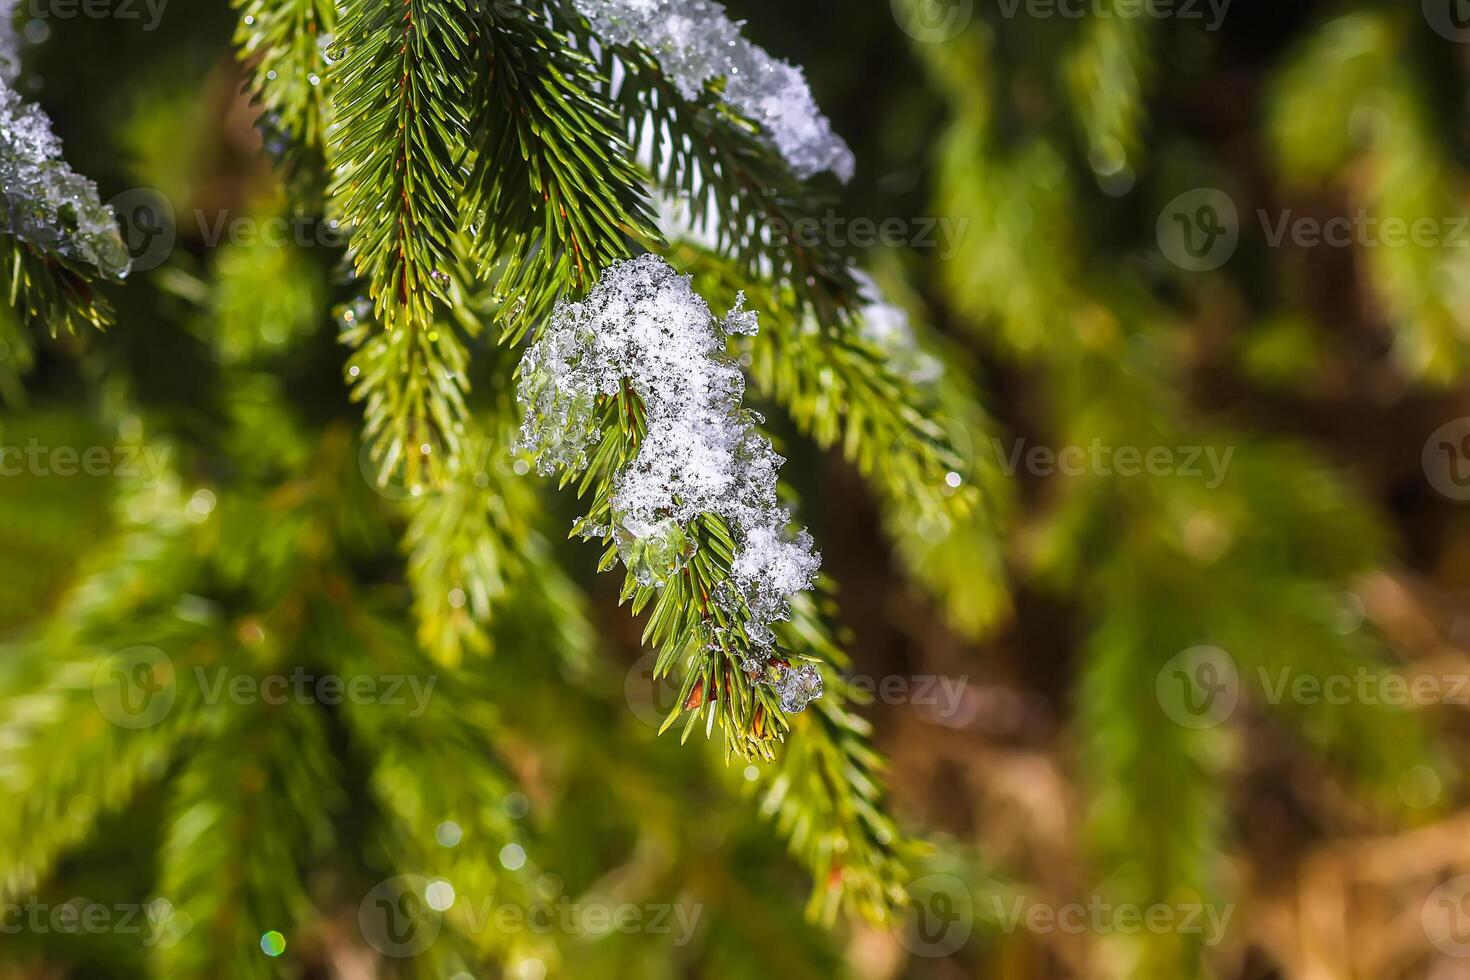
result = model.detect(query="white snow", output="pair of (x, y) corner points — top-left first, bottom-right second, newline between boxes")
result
(518, 255), (822, 704)
(574, 0), (854, 182)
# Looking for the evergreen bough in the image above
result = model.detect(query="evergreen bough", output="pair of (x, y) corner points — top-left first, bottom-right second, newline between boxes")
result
(0, 0), (999, 972)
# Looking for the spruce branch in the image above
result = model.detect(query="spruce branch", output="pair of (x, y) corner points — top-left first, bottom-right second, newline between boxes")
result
(676, 244), (1014, 637)
(331, 609), (555, 967)
(1270, 11), (1470, 382)
(401, 409), (542, 665)
(341, 291), (476, 498)
(761, 594), (917, 923)
(0, 77), (128, 334)
(155, 700), (341, 978)
(0, 642), (206, 896)
(1064, 0), (1156, 184)
(517, 256), (830, 760)
(328, 0), (473, 331)
(604, 43), (1016, 636)
(232, 0), (338, 189)
(466, 1), (659, 341)
(572, 390), (799, 761)
(2, 233), (116, 335)
(610, 45), (859, 315)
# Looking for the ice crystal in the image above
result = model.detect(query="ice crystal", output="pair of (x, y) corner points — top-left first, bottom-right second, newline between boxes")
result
(518, 255), (822, 707)
(723, 292), (759, 336)
(774, 662), (824, 714)
(0, 77), (129, 279)
(616, 515), (695, 587)
(574, 0), (854, 182)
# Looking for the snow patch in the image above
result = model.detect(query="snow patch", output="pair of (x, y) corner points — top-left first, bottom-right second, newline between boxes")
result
(574, 0), (854, 182)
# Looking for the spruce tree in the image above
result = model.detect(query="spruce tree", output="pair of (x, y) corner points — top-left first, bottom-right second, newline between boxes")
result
(6, 1), (1468, 979)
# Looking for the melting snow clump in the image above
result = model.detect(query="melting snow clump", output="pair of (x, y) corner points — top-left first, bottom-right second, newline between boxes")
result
(0, 77), (130, 279)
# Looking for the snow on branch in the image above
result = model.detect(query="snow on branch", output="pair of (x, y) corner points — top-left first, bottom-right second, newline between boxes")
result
(517, 254), (824, 712)
(0, 77), (130, 280)
(574, 0), (854, 182)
